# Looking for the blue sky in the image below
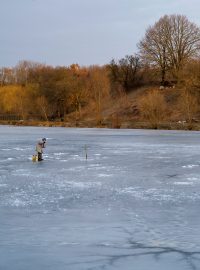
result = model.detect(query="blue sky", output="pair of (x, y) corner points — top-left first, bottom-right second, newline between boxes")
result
(1, 0), (200, 67)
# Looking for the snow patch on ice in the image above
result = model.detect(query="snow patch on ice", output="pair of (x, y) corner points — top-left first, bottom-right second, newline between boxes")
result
(67, 166), (85, 171)
(117, 187), (178, 202)
(54, 153), (65, 156)
(66, 181), (102, 189)
(13, 147), (27, 151)
(174, 182), (193, 185)
(187, 177), (200, 182)
(14, 169), (28, 173)
(0, 184), (7, 187)
(59, 242), (80, 246)
(10, 198), (26, 207)
(182, 164), (199, 168)
(98, 173), (112, 177)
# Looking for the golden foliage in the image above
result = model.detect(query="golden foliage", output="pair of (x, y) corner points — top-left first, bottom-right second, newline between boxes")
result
(178, 89), (199, 123)
(139, 89), (167, 128)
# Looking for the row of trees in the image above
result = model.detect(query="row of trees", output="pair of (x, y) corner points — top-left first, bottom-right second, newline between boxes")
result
(1, 14), (200, 124)
(0, 63), (110, 121)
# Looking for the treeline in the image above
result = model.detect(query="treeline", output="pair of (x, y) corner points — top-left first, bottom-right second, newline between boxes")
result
(1, 14), (200, 125)
(0, 56), (147, 122)
(0, 63), (111, 121)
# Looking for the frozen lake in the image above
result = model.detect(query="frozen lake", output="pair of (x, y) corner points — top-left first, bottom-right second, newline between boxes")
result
(0, 126), (200, 270)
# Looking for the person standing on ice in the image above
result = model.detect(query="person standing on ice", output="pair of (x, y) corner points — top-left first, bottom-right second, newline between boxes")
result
(36, 138), (46, 161)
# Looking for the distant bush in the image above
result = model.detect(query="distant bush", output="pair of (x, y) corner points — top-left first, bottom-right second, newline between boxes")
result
(138, 90), (167, 128)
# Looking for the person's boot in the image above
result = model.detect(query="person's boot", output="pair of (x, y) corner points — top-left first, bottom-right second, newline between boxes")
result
(38, 153), (42, 161)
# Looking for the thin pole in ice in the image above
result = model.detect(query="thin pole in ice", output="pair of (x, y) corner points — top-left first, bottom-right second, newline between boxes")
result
(84, 145), (88, 160)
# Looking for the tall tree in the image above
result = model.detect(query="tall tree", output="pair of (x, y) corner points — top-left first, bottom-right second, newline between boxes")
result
(138, 15), (200, 83)
(88, 66), (110, 124)
(108, 55), (141, 94)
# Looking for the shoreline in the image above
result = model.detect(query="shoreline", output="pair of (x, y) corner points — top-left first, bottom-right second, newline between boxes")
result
(0, 119), (200, 131)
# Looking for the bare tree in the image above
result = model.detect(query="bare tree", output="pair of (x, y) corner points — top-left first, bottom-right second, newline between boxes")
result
(88, 66), (110, 125)
(108, 55), (141, 93)
(138, 19), (169, 84)
(0, 67), (15, 86)
(0, 68), (6, 86)
(138, 15), (200, 83)
(36, 96), (49, 121)
(14, 60), (42, 86)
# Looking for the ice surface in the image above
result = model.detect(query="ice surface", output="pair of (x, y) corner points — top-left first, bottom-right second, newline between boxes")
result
(0, 126), (200, 269)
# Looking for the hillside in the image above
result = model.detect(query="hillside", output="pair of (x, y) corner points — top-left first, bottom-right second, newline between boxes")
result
(63, 85), (200, 130)
(1, 85), (200, 131)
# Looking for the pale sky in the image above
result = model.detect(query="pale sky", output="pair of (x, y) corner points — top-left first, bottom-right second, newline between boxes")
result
(1, 0), (200, 67)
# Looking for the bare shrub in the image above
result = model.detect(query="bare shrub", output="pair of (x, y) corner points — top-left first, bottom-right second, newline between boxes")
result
(139, 90), (167, 128)
(111, 114), (121, 128)
(178, 89), (199, 124)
